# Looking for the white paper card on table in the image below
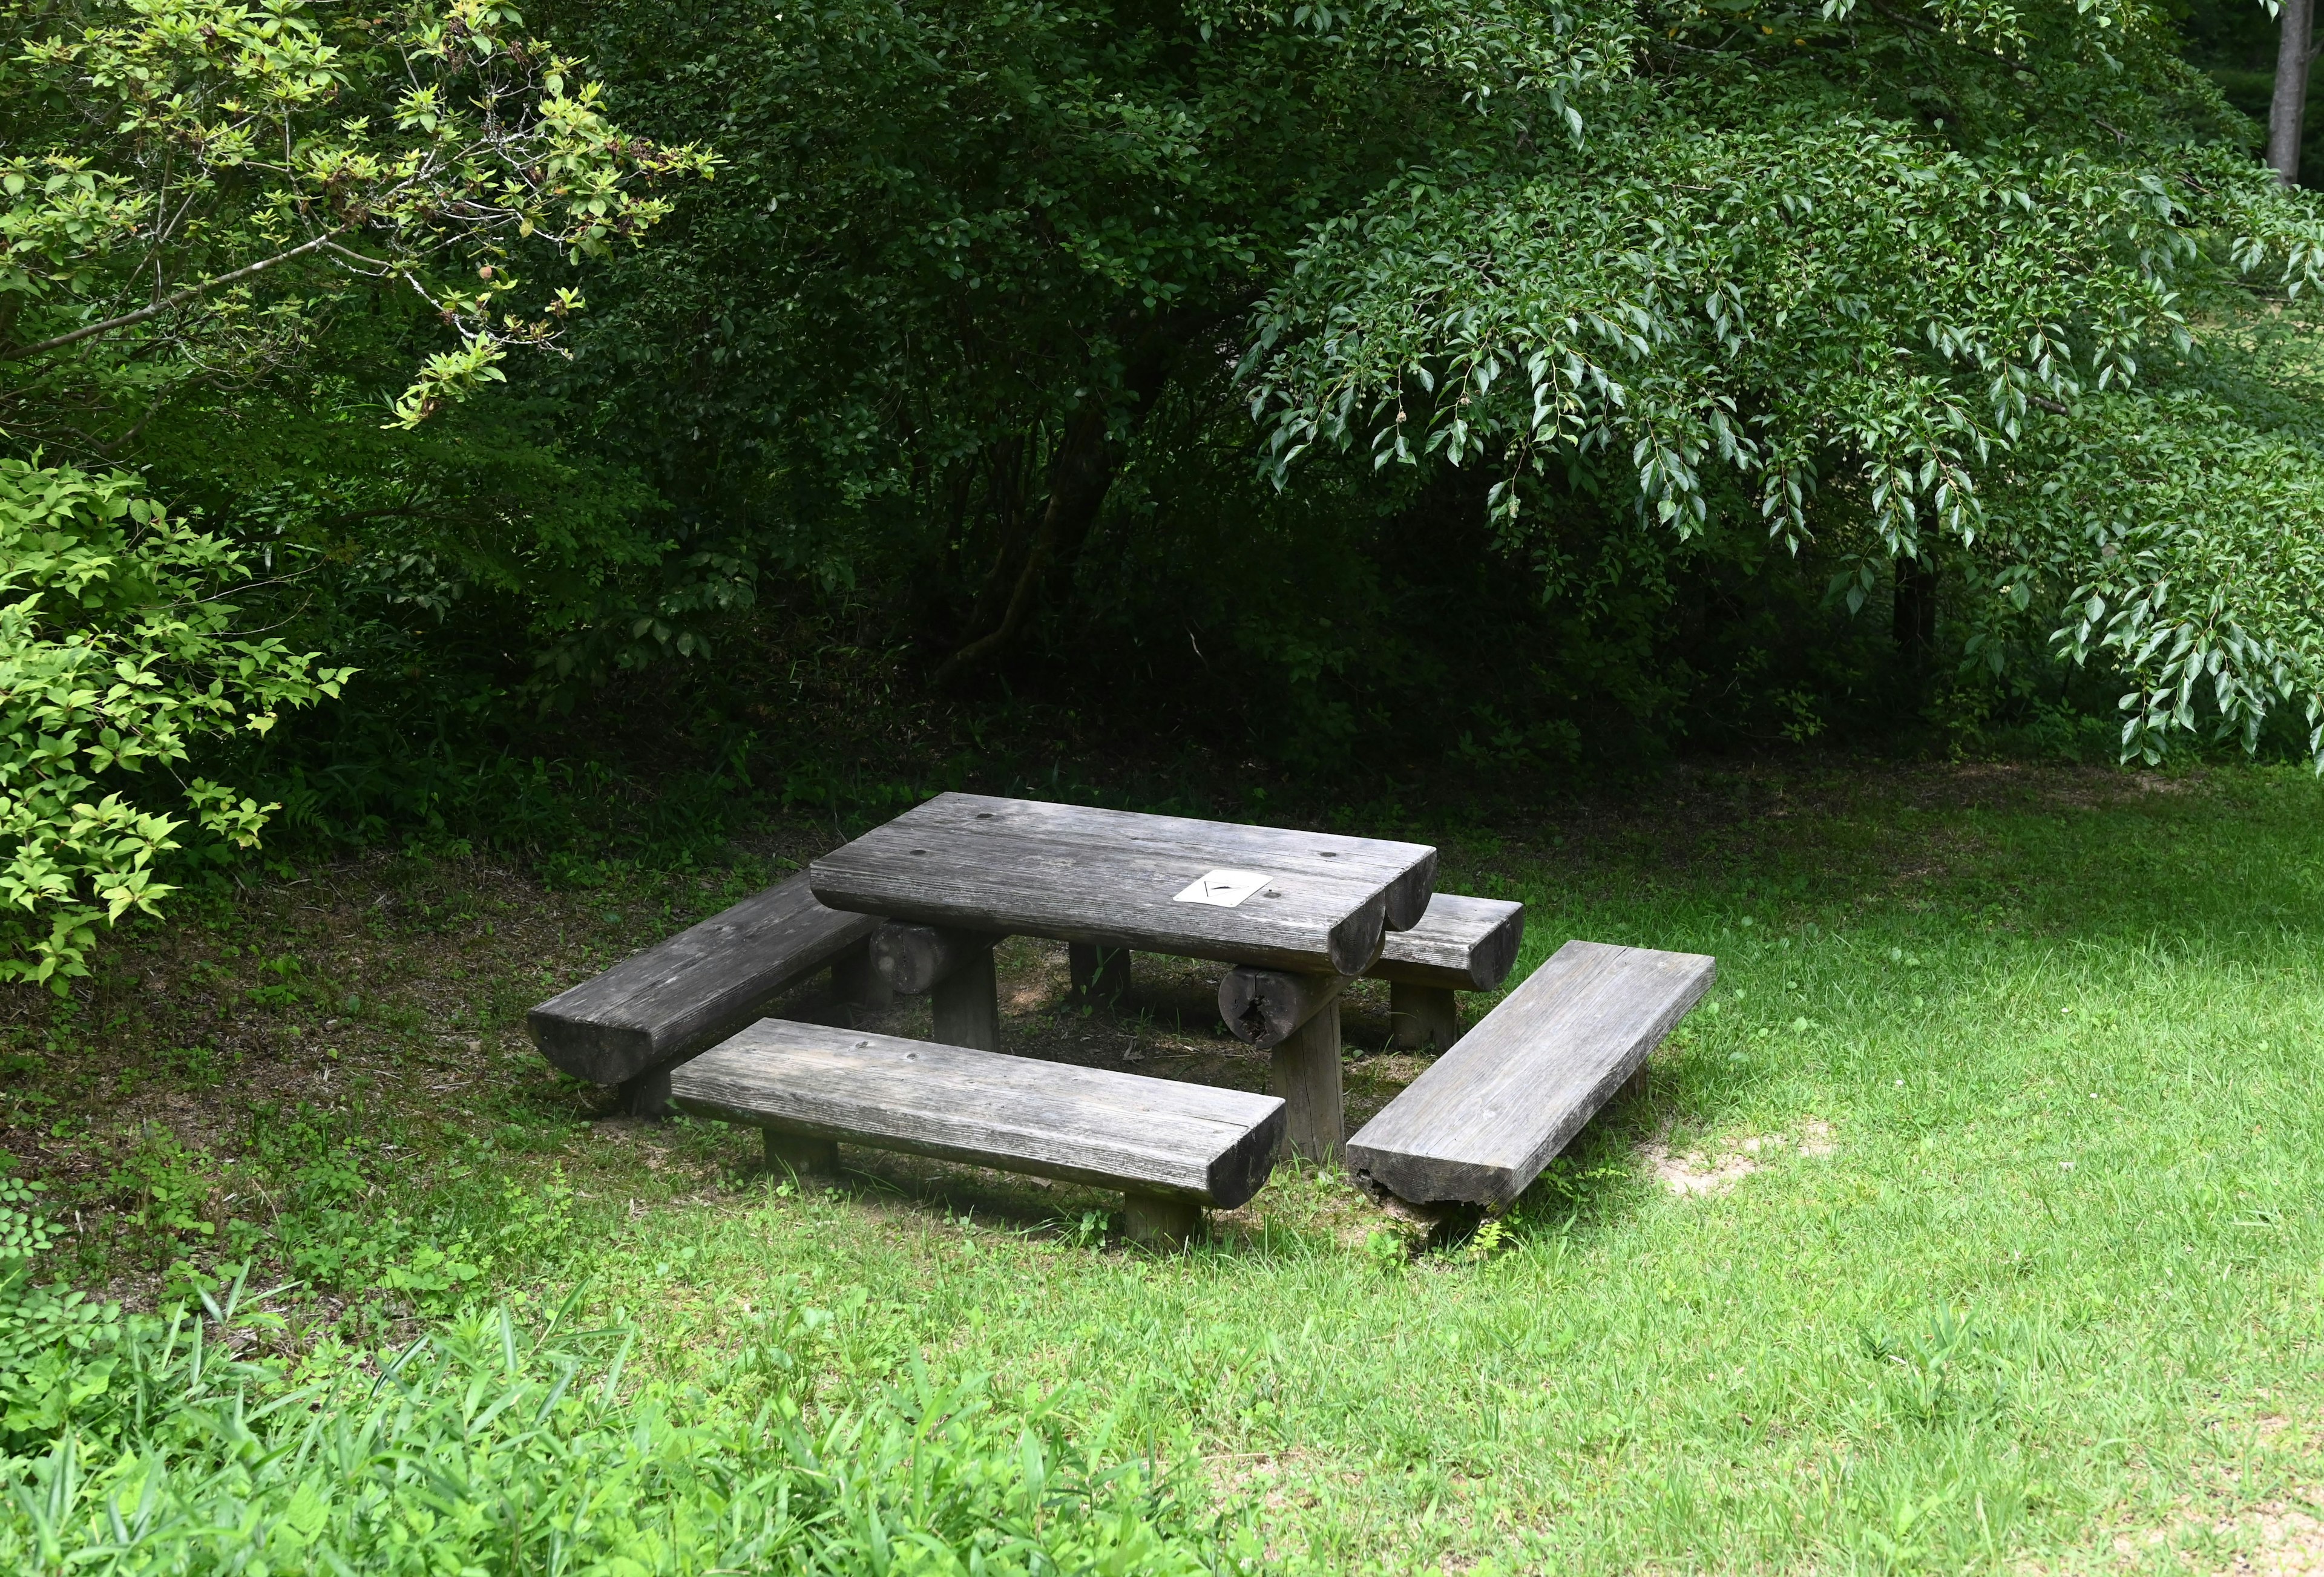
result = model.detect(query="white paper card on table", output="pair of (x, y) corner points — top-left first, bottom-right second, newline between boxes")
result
(1173, 870), (1274, 908)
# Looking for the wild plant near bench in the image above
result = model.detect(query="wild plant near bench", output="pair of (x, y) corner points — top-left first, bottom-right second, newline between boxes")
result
(0, 1256), (1253, 1573)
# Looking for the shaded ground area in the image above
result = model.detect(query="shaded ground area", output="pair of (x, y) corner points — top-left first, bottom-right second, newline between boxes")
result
(1, 753), (2191, 1289)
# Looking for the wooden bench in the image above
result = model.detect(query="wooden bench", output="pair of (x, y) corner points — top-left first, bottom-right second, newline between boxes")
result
(527, 871), (886, 1115)
(669, 1020), (1286, 1248)
(1347, 940), (1714, 1208)
(1364, 893), (1525, 1051)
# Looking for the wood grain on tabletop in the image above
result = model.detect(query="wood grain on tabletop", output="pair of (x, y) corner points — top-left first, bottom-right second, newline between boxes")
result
(810, 793), (1425, 976)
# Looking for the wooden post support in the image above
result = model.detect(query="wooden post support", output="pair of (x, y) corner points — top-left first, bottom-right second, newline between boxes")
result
(1121, 1192), (1203, 1251)
(617, 1064), (673, 1119)
(1068, 943), (1131, 1004)
(832, 939), (894, 1011)
(1218, 966), (1346, 1163)
(1389, 982), (1460, 1051)
(765, 1127), (839, 1176)
(872, 922), (1001, 1051)
(1270, 994), (1345, 1166)
(931, 946), (1001, 1052)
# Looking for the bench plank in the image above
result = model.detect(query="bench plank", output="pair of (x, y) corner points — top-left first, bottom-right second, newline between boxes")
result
(1365, 894), (1525, 991)
(810, 794), (1435, 976)
(1347, 940), (1715, 1207)
(670, 1020), (1287, 1208)
(528, 871), (880, 1087)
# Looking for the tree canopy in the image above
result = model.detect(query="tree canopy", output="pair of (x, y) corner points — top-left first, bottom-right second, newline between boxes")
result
(4, 0), (2324, 969)
(517, 0), (2324, 756)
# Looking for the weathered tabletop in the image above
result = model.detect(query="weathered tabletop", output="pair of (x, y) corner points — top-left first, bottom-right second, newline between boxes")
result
(809, 792), (1437, 977)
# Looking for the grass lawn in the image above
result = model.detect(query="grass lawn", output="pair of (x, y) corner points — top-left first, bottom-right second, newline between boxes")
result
(4, 760), (2322, 1573)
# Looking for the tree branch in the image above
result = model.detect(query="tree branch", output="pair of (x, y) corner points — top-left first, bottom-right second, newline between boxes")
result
(3, 226), (352, 361)
(934, 408), (1116, 688)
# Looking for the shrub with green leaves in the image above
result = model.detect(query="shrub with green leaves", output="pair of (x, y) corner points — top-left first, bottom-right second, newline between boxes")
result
(0, 459), (351, 986)
(0, 1177), (121, 1452)
(0, 0), (714, 451)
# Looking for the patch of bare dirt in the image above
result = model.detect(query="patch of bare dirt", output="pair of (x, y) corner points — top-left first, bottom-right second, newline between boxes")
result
(1640, 1120), (1835, 1197)
(2112, 1487), (2324, 1576)
(2213, 1494), (2324, 1576)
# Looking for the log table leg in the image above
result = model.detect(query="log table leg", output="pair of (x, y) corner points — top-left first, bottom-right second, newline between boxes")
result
(1270, 994), (1345, 1166)
(873, 922), (1003, 1052)
(932, 948), (1001, 1052)
(1069, 943), (1132, 1005)
(1389, 982), (1459, 1051)
(1218, 966), (1348, 1166)
(832, 939), (894, 1012)
(1121, 1193), (1202, 1251)
(765, 1128), (839, 1176)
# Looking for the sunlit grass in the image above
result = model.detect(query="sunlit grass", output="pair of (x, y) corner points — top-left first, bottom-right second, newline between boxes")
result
(471, 765), (2317, 1571)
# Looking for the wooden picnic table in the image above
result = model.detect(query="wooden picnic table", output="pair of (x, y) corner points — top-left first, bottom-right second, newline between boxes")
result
(808, 792), (1439, 1161)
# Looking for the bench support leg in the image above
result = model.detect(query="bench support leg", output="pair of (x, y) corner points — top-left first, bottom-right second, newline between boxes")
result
(1121, 1193), (1202, 1251)
(832, 940), (894, 1014)
(1270, 994), (1344, 1166)
(764, 1128), (839, 1176)
(617, 1064), (673, 1120)
(931, 944), (1001, 1052)
(1068, 943), (1131, 1005)
(1389, 983), (1459, 1051)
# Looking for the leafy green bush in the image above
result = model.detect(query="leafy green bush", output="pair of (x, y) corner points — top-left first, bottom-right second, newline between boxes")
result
(0, 459), (352, 987)
(1, 0), (712, 454)
(0, 1178), (121, 1452)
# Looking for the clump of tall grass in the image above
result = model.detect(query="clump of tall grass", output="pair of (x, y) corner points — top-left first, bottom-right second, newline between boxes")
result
(0, 1271), (1250, 1575)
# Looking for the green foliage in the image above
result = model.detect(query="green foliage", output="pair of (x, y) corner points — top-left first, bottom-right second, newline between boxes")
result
(13, 0), (2324, 858)
(1241, 0), (2324, 763)
(531, 0), (1633, 672)
(0, 1286), (1249, 1573)
(0, 459), (350, 986)
(104, 1129), (218, 1265)
(0, 0), (714, 450)
(0, 1178), (123, 1457)
(2000, 380), (2324, 761)
(0, 0), (717, 975)
(410, 0), (2320, 778)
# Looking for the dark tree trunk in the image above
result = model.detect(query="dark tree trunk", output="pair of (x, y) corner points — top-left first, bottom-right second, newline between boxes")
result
(933, 405), (1119, 687)
(2273, 0), (2316, 186)
(1894, 558), (1938, 683)
(933, 338), (1181, 686)
(962, 438), (1032, 638)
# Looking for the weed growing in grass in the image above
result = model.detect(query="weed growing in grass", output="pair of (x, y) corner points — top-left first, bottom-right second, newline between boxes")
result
(0, 1143), (1255, 1575)
(0, 1279), (1254, 1573)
